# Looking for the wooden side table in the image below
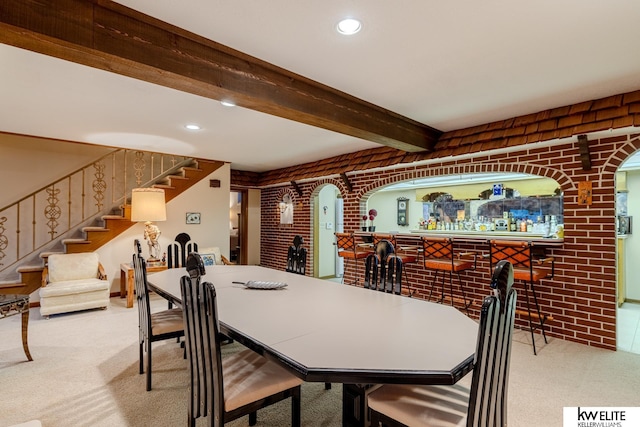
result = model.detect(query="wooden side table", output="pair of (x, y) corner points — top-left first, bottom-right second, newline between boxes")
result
(0, 294), (33, 361)
(120, 262), (168, 308)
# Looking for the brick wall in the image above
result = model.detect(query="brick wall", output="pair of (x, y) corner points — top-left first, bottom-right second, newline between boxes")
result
(260, 133), (640, 350)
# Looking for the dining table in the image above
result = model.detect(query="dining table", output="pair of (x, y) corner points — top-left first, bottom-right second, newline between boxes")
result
(147, 264), (479, 427)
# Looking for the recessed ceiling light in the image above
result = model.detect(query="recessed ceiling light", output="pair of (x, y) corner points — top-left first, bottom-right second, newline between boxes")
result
(337, 18), (362, 35)
(184, 124), (201, 130)
(221, 100), (236, 107)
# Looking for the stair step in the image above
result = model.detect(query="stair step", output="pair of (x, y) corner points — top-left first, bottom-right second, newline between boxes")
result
(16, 264), (45, 273)
(102, 215), (126, 220)
(0, 281), (24, 290)
(39, 252), (64, 260)
(152, 184), (175, 190)
(63, 239), (90, 244)
(82, 226), (108, 232)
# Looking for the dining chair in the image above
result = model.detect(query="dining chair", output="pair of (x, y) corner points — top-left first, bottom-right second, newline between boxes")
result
(420, 236), (476, 313)
(372, 233), (419, 265)
(335, 232), (374, 285)
(373, 233), (421, 295)
(368, 260), (517, 427)
(283, 236), (331, 389)
(364, 239), (403, 294)
(167, 232), (198, 268)
(286, 235), (307, 275)
(180, 253), (303, 427)
(488, 239), (554, 355)
(133, 251), (184, 391)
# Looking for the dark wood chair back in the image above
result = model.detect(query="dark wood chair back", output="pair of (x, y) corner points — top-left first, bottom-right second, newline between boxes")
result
(286, 235), (307, 275)
(167, 232), (198, 268)
(467, 260), (516, 427)
(133, 251), (185, 391)
(368, 260), (516, 427)
(180, 261), (224, 425)
(180, 252), (301, 426)
(133, 252), (152, 344)
(365, 239), (402, 294)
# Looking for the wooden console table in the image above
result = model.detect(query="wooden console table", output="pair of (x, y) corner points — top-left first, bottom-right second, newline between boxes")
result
(120, 262), (167, 308)
(0, 294), (33, 361)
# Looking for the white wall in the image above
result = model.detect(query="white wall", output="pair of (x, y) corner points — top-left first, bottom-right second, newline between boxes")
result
(624, 170), (640, 300)
(367, 189), (421, 232)
(0, 134), (112, 206)
(317, 185), (338, 278)
(246, 188), (261, 265)
(96, 163), (231, 295)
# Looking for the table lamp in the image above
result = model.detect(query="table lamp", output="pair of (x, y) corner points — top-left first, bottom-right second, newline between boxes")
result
(131, 188), (167, 262)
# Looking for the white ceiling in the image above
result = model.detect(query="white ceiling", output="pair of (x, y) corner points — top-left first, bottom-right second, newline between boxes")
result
(2, 1), (640, 172)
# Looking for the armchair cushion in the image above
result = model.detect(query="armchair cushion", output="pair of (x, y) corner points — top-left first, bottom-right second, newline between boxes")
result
(198, 247), (233, 265)
(39, 252), (110, 316)
(47, 252), (104, 283)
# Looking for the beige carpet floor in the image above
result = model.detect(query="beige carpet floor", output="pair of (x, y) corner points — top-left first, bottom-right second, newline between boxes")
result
(1, 294), (640, 427)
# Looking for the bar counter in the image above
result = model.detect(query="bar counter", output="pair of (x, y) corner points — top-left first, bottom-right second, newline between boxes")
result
(355, 229), (564, 247)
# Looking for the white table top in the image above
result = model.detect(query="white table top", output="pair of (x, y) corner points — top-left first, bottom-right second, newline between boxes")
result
(148, 265), (478, 385)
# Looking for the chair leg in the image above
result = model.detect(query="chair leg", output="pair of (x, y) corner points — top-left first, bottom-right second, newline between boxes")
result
(456, 272), (471, 315)
(146, 341), (152, 391)
(292, 385), (301, 427)
(428, 270), (438, 301)
(139, 341), (144, 375)
(522, 283), (538, 355)
(325, 382), (332, 390)
(530, 281), (548, 344)
(249, 411), (257, 426)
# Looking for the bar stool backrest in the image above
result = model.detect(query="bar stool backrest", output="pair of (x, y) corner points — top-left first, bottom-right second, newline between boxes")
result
(335, 232), (356, 252)
(421, 236), (455, 268)
(488, 240), (532, 270)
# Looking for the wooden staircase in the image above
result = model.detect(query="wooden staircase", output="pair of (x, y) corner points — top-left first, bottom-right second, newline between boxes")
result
(0, 159), (224, 296)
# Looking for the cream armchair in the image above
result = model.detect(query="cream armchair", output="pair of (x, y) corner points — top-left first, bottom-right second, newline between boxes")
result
(39, 252), (110, 317)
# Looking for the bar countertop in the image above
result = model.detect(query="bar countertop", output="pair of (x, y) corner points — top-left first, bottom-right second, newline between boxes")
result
(355, 229), (564, 247)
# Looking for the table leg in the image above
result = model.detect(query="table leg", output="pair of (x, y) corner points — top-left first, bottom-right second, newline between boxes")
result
(126, 269), (135, 308)
(21, 308), (33, 361)
(342, 384), (367, 427)
(120, 267), (126, 298)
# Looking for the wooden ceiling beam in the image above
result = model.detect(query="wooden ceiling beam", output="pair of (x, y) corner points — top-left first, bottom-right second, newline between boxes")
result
(0, 0), (440, 152)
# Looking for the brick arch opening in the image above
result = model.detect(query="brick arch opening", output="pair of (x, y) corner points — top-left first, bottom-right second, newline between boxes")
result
(358, 162), (573, 200)
(603, 135), (640, 172)
(308, 179), (345, 278)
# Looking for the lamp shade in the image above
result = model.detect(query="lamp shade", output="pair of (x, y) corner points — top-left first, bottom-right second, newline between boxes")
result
(131, 188), (167, 222)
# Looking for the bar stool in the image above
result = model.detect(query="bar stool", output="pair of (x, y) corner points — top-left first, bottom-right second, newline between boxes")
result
(335, 232), (373, 286)
(488, 240), (554, 355)
(420, 236), (476, 313)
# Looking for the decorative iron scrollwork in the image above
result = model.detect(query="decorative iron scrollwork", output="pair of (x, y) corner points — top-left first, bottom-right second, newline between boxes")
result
(92, 161), (106, 210)
(45, 186), (61, 239)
